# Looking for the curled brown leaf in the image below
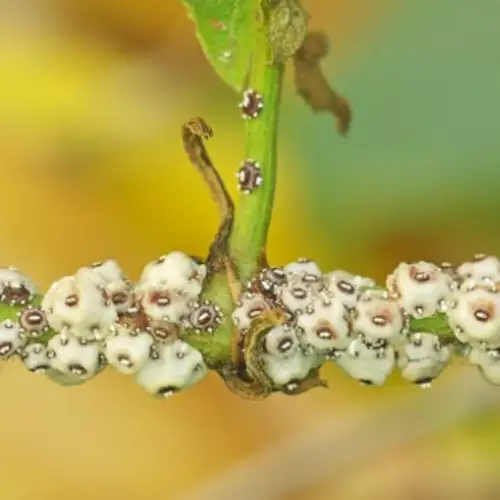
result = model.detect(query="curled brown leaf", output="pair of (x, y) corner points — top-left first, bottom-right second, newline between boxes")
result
(181, 118), (241, 299)
(219, 363), (273, 400)
(293, 32), (352, 135)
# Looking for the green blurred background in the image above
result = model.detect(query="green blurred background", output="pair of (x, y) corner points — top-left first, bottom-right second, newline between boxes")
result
(1, 0), (500, 498)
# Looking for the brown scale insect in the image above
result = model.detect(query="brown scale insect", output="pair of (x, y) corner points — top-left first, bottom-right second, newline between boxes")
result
(147, 318), (180, 342)
(0, 283), (33, 306)
(246, 267), (287, 304)
(239, 89), (264, 120)
(187, 300), (223, 333)
(117, 305), (149, 333)
(111, 291), (130, 307)
(259, 267), (287, 295)
(18, 306), (49, 338)
(236, 159), (263, 194)
(110, 286), (135, 312)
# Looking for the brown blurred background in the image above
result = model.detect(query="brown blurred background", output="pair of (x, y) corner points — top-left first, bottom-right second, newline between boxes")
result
(1, 0), (500, 498)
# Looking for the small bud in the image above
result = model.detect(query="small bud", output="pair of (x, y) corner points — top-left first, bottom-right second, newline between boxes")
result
(268, 0), (310, 63)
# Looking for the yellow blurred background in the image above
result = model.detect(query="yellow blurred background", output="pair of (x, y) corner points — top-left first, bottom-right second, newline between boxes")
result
(1, 0), (500, 499)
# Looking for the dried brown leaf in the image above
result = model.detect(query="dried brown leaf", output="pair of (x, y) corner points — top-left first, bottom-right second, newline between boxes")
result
(181, 118), (238, 288)
(293, 31), (352, 135)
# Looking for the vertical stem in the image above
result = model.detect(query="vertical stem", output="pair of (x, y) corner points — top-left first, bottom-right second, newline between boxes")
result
(230, 40), (284, 284)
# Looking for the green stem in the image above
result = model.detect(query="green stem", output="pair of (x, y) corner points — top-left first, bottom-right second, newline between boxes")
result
(229, 39), (285, 284)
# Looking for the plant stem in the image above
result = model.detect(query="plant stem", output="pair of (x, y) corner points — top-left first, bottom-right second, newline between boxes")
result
(229, 38), (285, 284)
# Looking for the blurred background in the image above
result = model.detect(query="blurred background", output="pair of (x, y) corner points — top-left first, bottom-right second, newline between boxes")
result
(1, 0), (500, 498)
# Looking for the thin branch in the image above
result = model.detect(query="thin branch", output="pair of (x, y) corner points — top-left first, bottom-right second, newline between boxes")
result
(177, 370), (499, 500)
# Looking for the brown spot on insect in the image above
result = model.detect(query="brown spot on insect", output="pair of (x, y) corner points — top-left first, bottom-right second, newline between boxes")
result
(0, 341), (13, 357)
(68, 364), (87, 376)
(291, 286), (307, 299)
(236, 159), (263, 194)
(247, 302), (268, 319)
(315, 320), (338, 340)
(409, 265), (432, 283)
(337, 280), (355, 294)
(116, 354), (133, 369)
(64, 294), (79, 307)
(473, 306), (493, 322)
(239, 89), (264, 120)
(371, 307), (393, 326)
(149, 289), (171, 307)
(111, 291), (131, 307)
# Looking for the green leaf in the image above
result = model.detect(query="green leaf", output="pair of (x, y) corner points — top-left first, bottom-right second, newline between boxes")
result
(181, 0), (262, 91)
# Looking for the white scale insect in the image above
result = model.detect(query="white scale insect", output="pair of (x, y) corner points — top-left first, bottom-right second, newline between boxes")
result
(397, 333), (450, 387)
(335, 337), (395, 386)
(260, 324), (322, 388)
(135, 340), (207, 398)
